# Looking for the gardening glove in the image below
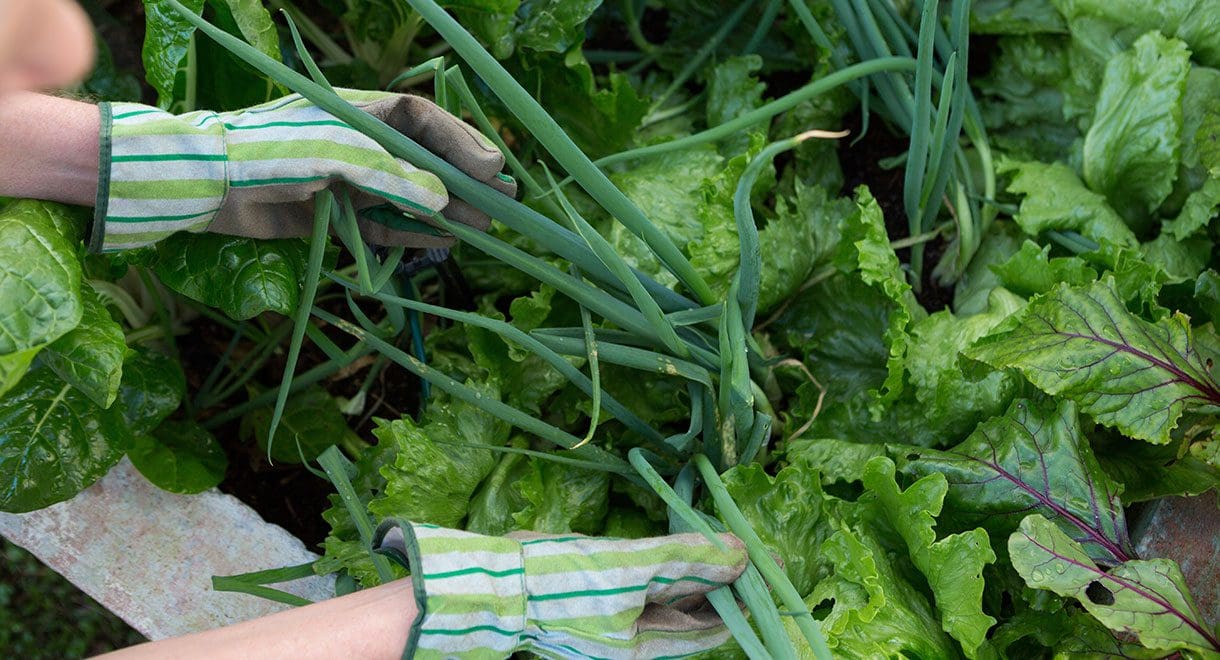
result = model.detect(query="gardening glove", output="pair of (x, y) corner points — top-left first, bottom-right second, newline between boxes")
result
(373, 519), (749, 660)
(90, 90), (517, 253)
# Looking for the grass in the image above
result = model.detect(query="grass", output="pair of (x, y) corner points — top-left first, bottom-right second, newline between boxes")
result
(0, 539), (145, 656)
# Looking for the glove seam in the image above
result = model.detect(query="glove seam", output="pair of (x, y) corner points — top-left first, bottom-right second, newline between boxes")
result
(209, 109), (233, 232)
(89, 102), (114, 255)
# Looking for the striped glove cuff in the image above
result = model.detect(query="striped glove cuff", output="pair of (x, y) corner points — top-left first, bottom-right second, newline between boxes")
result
(92, 102), (228, 253)
(375, 519), (528, 659)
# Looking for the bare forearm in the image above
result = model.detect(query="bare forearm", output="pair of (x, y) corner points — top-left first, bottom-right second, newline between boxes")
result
(0, 91), (99, 206)
(98, 578), (416, 660)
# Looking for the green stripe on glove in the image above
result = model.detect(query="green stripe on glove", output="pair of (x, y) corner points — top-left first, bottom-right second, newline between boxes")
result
(373, 519), (748, 660)
(92, 91), (515, 253)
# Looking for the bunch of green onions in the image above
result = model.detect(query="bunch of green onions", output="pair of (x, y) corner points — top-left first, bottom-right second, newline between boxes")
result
(156, 0), (970, 655)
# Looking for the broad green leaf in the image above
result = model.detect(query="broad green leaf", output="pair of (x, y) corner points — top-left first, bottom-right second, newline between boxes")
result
(721, 462), (832, 595)
(367, 384), (510, 528)
(968, 276), (1220, 444)
(0, 369), (131, 512)
(898, 289), (1025, 445)
(42, 286), (129, 408)
(128, 420), (226, 494)
(757, 182), (851, 312)
(975, 36), (1078, 161)
(513, 0), (600, 54)
(214, 0), (280, 62)
(1082, 32), (1190, 228)
(243, 386), (353, 464)
(998, 160), (1137, 247)
(147, 233), (311, 320)
(991, 240), (1097, 298)
(860, 458), (997, 657)
(1139, 233), (1211, 283)
(1010, 514), (1220, 654)
(116, 347), (185, 436)
(466, 439), (532, 536)
(141, 0), (281, 109)
(1199, 104), (1220, 178)
(0, 201), (84, 397)
(954, 224), (1024, 316)
(903, 398), (1134, 564)
(835, 187), (925, 409)
(519, 55), (649, 158)
(607, 144), (723, 290)
(141, 0), (205, 108)
(706, 55), (767, 154)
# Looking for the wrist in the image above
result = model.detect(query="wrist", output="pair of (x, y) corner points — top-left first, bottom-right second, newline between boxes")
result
(0, 92), (99, 206)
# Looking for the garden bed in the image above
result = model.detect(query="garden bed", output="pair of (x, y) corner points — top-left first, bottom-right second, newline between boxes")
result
(1, 0), (1218, 657)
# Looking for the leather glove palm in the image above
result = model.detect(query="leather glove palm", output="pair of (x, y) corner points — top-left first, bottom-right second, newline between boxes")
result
(92, 90), (515, 252)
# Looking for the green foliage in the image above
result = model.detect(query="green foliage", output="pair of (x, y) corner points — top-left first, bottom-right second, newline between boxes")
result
(128, 420), (227, 494)
(1010, 514), (1220, 654)
(969, 276), (1220, 444)
(1081, 32), (1191, 229)
(42, 286), (129, 408)
(144, 233), (313, 320)
(0, 369), (131, 512)
(0, 201), (84, 398)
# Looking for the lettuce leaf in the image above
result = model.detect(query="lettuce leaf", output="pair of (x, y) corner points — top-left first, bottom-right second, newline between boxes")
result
(1081, 32), (1190, 229)
(860, 458), (997, 657)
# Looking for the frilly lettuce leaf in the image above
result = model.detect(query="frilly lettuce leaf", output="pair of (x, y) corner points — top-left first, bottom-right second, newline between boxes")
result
(860, 457), (997, 657)
(990, 240), (1098, 298)
(366, 381), (511, 528)
(998, 160), (1138, 247)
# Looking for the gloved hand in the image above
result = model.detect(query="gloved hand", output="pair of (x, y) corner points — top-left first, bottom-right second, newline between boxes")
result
(91, 90), (516, 253)
(373, 519), (749, 660)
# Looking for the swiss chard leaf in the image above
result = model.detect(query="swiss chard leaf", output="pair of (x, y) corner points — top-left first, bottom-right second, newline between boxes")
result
(860, 458), (997, 657)
(967, 276), (1220, 444)
(903, 398), (1135, 564)
(128, 420), (226, 494)
(0, 201), (84, 398)
(1081, 32), (1190, 230)
(146, 233), (312, 320)
(42, 285), (129, 408)
(0, 369), (131, 512)
(1010, 514), (1220, 654)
